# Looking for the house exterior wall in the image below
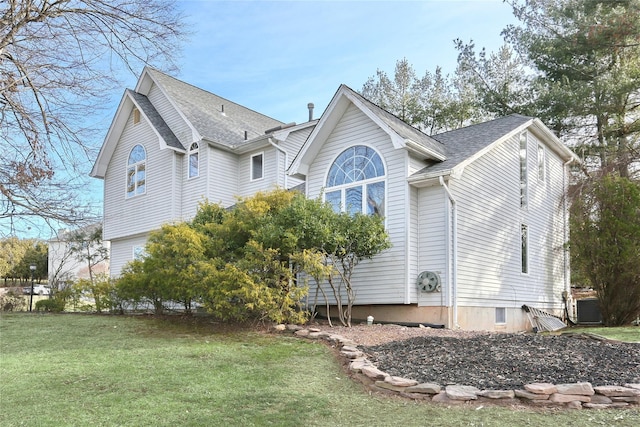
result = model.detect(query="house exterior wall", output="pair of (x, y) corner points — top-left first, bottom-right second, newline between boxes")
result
(146, 82), (194, 146)
(450, 130), (568, 326)
(205, 146), (239, 207)
(109, 234), (149, 278)
(306, 104), (408, 305)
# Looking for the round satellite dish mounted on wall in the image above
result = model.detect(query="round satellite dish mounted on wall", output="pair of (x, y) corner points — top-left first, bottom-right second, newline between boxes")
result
(417, 271), (441, 293)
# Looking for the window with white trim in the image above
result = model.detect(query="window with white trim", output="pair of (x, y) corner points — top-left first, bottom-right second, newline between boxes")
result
(520, 132), (528, 208)
(325, 145), (385, 217)
(251, 152), (263, 181)
(133, 246), (146, 260)
(537, 144), (546, 183)
(521, 224), (528, 274)
(126, 144), (146, 198)
(188, 142), (199, 178)
(495, 307), (506, 324)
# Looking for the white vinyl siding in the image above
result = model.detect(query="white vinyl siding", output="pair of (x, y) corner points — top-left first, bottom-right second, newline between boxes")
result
(417, 184), (448, 306)
(238, 148), (278, 197)
(103, 110), (179, 241)
(306, 104), (406, 304)
(206, 147), (238, 207)
(452, 130), (566, 310)
(108, 234), (149, 277)
(146, 83), (195, 147)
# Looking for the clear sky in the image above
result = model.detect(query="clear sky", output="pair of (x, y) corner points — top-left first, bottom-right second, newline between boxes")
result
(13, 0), (519, 239)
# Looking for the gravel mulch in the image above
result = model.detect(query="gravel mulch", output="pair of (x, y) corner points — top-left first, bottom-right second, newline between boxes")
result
(311, 323), (640, 390)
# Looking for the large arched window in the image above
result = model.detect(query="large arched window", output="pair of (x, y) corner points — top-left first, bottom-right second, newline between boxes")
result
(188, 142), (199, 178)
(325, 145), (385, 216)
(126, 144), (146, 198)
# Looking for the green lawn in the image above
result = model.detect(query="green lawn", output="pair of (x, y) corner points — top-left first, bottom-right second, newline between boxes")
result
(562, 325), (640, 342)
(1, 314), (638, 427)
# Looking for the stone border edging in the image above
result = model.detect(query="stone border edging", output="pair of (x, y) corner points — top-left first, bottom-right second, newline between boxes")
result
(274, 324), (640, 410)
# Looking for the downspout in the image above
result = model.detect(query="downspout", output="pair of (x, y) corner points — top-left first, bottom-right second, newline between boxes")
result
(562, 159), (572, 319)
(268, 138), (288, 189)
(439, 176), (459, 329)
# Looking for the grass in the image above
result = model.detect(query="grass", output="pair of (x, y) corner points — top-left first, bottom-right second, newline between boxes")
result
(561, 325), (640, 342)
(1, 314), (638, 427)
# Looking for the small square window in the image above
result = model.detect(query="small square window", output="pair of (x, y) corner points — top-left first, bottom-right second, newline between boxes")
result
(496, 307), (506, 324)
(251, 153), (263, 181)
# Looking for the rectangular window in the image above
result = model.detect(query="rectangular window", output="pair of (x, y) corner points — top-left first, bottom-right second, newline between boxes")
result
(520, 132), (528, 208)
(133, 246), (146, 260)
(366, 181), (385, 217)
(133, 108), (140, 124)
(495, 307), (506, 324)
(251, 153), (263, 181)
(521, 224), (528, 274)
(189, 151), (199, 178)
(325, 190), (341, 213)
(538, 145), (546, 183)
(345, 186), (363, 216)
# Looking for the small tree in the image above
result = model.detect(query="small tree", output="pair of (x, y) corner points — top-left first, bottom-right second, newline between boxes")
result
(570, 174), (640, 326)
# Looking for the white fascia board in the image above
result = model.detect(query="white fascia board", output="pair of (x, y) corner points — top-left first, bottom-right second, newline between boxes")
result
(136, 67), (202, 144)
(530, 118), (581, 163)
(272, 120), (318, 141)
(90, 92), (132, 178)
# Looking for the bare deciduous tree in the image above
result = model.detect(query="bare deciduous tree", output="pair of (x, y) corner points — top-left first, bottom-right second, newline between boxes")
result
(1, 0), (187, 236)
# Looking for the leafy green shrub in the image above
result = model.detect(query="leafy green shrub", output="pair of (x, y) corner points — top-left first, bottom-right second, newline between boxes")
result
(0, 289), (27, 312)
(35, 298), (65, 312)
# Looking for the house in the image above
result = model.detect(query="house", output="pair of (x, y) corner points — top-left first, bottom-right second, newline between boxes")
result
(48, 223), (110, 288)
(91, 68), (579, 331)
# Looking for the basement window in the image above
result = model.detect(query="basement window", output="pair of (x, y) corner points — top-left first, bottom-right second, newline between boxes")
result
(495, 307), (506, 324)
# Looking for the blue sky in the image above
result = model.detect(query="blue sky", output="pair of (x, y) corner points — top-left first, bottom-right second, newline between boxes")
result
(167, 0), (517, 124)
(14, 0), (519, 239)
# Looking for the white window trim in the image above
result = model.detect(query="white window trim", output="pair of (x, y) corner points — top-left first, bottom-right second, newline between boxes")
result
(521, 223), (529, 275)
(520, 132), (528, 209)
(322, 145), (387, 218)
(250, 152), (264, 181)
(537, 144), (546, 184)
(495, 307), (506, 324)
(126, 145), (146, 199)
(188, 142), (199, 179)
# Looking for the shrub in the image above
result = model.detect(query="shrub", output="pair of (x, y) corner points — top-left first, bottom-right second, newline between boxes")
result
(35, 298), (65, 312)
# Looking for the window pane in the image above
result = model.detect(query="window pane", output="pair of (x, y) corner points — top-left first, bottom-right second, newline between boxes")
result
(521, 224), (528, 274)
(346, 186), (362, 216)
(252, 154), (263, 180)
(326, 145), (384, 187)
(367, 181), (385, 216)
(127, 167), (136, 197)
(136, 163), (146, 194)
(129, 145), (145, 164)
(189, 152), (199, 178)
(325, 190), (341, 213)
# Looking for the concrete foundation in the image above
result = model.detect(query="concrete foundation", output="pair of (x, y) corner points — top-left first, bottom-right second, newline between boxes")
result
(317, 304), (564, 332)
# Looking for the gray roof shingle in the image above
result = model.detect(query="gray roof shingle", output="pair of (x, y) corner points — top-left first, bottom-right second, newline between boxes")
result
(147, 68), (284, 147)
(412, 114), (533, 177)
(127, 89), (183, 150)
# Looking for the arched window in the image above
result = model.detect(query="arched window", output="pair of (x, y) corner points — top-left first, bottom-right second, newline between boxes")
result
(188, 142), (199, 178)
(325, 145), (385, 216)
(127, 144), (146, 198)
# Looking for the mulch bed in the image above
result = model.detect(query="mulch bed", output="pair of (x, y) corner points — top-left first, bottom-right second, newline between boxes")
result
(362, 333), (640, 389)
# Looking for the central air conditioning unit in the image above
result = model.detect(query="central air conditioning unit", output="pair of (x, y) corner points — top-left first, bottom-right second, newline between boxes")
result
(417, 271), (441, 293)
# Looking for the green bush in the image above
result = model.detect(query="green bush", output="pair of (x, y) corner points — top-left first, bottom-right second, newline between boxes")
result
(35, 298), (65, 313)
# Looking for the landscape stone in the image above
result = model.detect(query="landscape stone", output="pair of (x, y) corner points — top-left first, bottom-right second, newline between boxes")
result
(294, 329), (310, 337)
(524, 383), (557, 395)
(515, 389), (550, 400)
(375, 380), (409, 392)
(589, 394), (613, 404)
(556, 382), (594, 396)
(625, 383), (640, 391)
(384, 376), (418, 387)
(285, 324), (302, 331)
(445, 385), (480, 400)
(273, 324), (286, 331)
(341, 349), (364, 359)
(594, 385), (640, 397)
(566, 401), (583, 409)
(360, 365), (388, 380)
(611, 396), (640, 403)
(549, 393), (591, 403)
(478, 390), (516, 399)
(405, 383), (441, 394)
